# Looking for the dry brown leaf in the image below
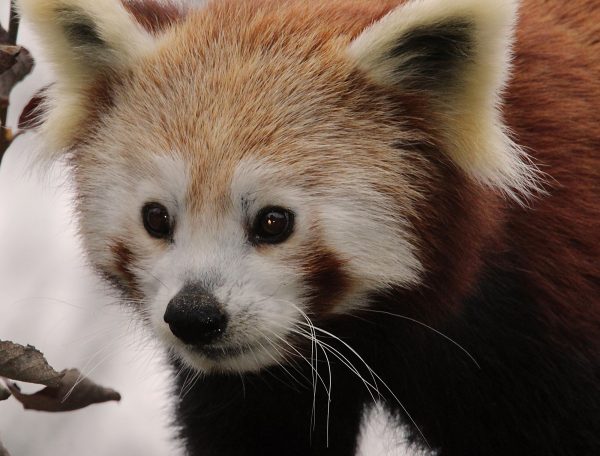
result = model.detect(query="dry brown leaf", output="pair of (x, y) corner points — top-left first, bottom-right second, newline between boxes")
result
(0, 45), (33, 101)
(0, 45), (21, 74)
(0, 382), (10, 401)
(5, 369), (121, 412)
(0, 341), (64, 387)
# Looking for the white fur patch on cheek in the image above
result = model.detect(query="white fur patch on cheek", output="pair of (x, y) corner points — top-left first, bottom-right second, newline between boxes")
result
(319, 190), (423, 295)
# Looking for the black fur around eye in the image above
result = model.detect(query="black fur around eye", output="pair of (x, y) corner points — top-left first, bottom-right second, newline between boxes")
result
(142, 203), (173, 239)
(252, 207), (294, 245)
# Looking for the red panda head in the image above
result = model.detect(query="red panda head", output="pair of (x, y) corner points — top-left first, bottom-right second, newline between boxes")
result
(19, 0), (537, 373)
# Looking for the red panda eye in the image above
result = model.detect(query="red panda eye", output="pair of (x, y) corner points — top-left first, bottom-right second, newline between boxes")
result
(252, 207), (294, 244)
(142, 203), (172, 239)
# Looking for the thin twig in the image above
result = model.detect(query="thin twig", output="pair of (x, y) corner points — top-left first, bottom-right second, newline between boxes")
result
(8, 1), (19, 46)
(0, 0), (24, 165)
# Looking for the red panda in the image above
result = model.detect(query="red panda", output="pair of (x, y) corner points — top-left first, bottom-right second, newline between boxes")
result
(17, 0), (600, 454)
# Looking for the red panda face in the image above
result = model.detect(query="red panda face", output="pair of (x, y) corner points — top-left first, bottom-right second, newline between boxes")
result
(19, 0), (536, 373)
(67, 43), (426, 371)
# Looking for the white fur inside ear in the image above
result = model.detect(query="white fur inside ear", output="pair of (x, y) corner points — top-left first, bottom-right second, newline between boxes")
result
(348, 0), (541, 202)
(17, 0), (157, 154)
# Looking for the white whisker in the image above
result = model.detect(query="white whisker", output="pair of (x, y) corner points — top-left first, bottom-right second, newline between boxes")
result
(360, 308), (480, 369)
(297, 322), (430, 448)
(254, 330), (307, 389)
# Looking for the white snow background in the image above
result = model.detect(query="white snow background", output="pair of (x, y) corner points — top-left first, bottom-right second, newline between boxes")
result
(0, 2), (416, 454)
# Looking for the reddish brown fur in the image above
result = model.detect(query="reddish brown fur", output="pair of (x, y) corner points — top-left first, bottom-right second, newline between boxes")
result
(70, 75), (117, 149)
(173, 0), (403, 211)
(397, 0), (600, 343)
(502, 0), (600, 350)
(109, 240), (141, 297)
(300, 243), (353, 313)
(399, 147), (504, 321)
(122, 0), (184, 34)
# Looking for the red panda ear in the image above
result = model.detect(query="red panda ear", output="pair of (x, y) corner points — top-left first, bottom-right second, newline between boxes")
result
(348, 0), (540, 202)
(17, 0), (163, 154)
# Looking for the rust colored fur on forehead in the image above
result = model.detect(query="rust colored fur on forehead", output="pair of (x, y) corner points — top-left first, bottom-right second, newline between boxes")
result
(144, 0), (408, 211)
(122, 0), (185, 34)
(199, 0), (402, 45)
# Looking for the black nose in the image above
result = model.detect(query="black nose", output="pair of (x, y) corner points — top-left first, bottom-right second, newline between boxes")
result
(164, 284), (228, 346)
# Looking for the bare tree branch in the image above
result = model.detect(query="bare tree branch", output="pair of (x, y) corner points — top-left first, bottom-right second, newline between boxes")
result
(1, 1), (33, 165)
(7, 1), (19, 46)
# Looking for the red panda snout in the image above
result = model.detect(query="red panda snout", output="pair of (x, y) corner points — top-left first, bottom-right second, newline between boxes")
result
(163, 284), (229, 347)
